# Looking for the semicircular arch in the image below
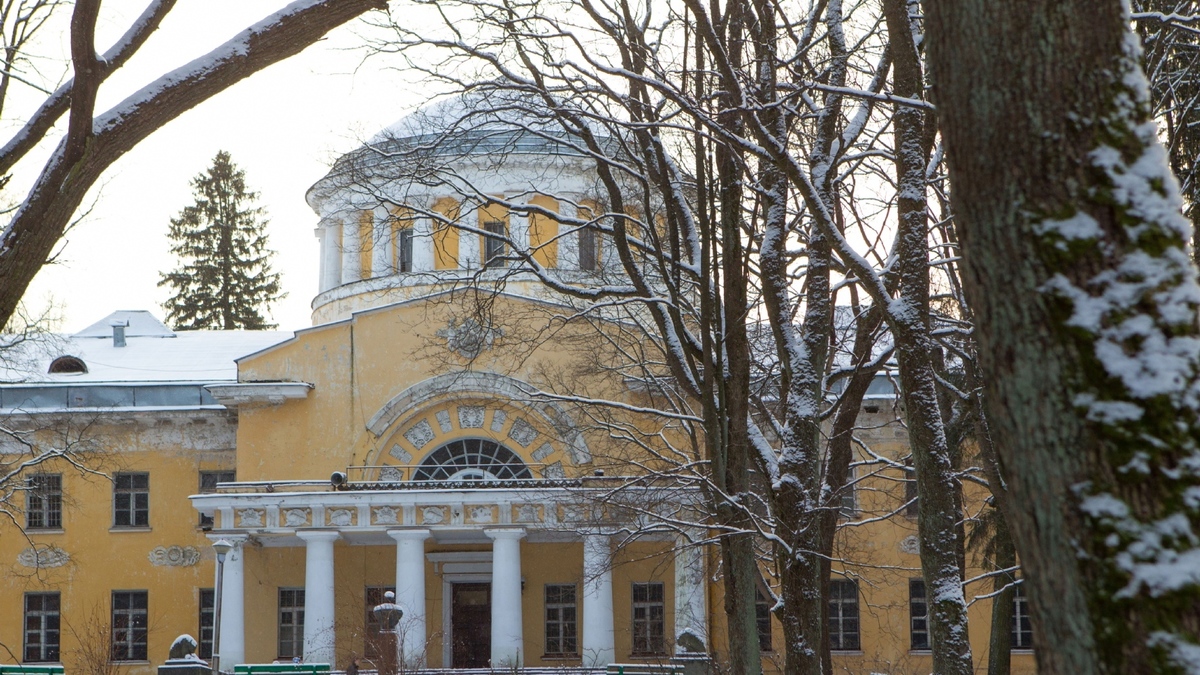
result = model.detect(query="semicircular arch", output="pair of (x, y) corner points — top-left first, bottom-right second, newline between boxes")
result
(365, 371), (591, 470)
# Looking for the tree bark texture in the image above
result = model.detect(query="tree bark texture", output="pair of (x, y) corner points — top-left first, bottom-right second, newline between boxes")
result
(926, 0), (1200, 672)
(882, 0), (975, 672)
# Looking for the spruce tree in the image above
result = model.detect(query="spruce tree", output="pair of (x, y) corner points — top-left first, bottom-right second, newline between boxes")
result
(159, 151), (283, 330)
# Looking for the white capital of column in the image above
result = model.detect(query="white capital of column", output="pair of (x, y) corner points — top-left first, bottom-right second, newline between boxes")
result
(210, 534), (248, 668)
(387, 529), (431, 667)
(674, 537), (708, 653)
(297, 530), (340, 665)
(485, 528), (526, 667)
(582, 531), (615, 666)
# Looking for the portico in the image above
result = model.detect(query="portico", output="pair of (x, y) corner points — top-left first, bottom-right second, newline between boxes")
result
(194, 480), (706, 670)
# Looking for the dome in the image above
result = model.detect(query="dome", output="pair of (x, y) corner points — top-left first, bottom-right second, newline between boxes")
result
(305, 87), (624, 325)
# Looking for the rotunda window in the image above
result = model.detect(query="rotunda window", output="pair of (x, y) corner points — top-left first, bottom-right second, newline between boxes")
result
(412, 438), (532, 481)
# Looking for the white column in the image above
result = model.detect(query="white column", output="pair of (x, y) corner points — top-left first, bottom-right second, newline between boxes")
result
(414, 216), (435, 272)
(211, 534), (247, 667)
(341, 217), (361, 285)
(674, 537), (708, 653)
(373, 207), (392, 276)
(485, 528), (526, 667)
(317, 221), (342, 292)
(582, 531), (615, 666)
(388, 529), (431, 667)
(298, 530), (340, 665)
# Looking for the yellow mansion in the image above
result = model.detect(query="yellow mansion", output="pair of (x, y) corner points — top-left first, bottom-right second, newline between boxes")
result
(0, 95), (1036, 675)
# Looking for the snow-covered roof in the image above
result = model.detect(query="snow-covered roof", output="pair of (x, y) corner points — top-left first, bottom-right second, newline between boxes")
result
(74, 310), (177, 338)
(1, 311), (291, 386)
(374, 88), (572, 143)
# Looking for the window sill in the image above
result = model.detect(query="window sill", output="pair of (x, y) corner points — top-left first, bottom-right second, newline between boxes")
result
(628, 654), (670, 660)
(830, 650), (864, 656)
(1011, 649), (1035, 654)
(110, 660), (150, 664)
(109, 526), (152, 532)
(26, 528), (65, 534)
(541, 655), (581, 661)
(908, 649), (932, 655)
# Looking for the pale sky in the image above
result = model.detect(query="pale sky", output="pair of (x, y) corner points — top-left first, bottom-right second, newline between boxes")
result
(14, 1), (424, 333)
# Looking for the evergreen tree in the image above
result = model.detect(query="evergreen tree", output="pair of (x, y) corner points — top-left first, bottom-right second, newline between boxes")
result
(159, 151), (284, 330)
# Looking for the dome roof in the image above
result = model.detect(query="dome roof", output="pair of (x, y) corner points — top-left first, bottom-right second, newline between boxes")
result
(374, 87), (564, 143)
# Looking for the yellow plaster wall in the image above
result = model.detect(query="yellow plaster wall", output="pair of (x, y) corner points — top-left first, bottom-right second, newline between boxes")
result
(432, 198), (460, 270)
(528, 196), (559, 269)
(0, 414), (236, 675)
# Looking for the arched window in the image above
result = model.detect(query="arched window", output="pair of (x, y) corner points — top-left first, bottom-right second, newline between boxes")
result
(412, 438), (532, 481)
(48, 356), (87, 374)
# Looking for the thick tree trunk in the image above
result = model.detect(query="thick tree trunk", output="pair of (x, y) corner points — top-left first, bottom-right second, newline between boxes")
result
(883, 0), (975, 672)
(926, 1), (1200, 672)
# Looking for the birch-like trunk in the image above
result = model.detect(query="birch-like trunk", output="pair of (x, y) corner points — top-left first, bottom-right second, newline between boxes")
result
(927, 0), (1200, 672)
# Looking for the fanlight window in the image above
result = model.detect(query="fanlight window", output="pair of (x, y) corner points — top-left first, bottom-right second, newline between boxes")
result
(413, 439), (532, 481)
(48, 355), (87, 374)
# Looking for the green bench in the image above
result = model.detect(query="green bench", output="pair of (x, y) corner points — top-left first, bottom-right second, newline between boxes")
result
(0, 667), (65, 675)
(233, 666), (330, 675)
(606, 664), (684, 675)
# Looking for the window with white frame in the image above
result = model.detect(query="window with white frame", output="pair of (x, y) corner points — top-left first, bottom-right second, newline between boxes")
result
(909, 579), (930, 651)
(578, 226), (598, 271)
(24, 592), (60, 662)
(1012, 583), (1034, 650)
(828, 579), (860, 651)
(199, 589), (215, 659)
(484, 221), (507, 268)
(755, 583), (773, 653)
(198, 471), (234, 527)
(396, 228), (414, 273)
(26, 474), (62, 530)
(631, 582), (665, 655)
(113, 472), (149, 528)
(544, 584), (578, 656)
(111, 590), (148, 661)
(278, 588), (305, 659)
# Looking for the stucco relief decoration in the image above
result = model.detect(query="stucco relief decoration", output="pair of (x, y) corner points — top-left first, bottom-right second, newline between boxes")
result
(404, 419), (436, 450)
(237, 509), (265, 527)
(284, 509), (308, 527)
(18, 546), (69, 569)
(373, 506), (400, 525)
(422, 506), (446, 525)
(459, 406), (485, 429)
(469, 506), (494, 524)
(379, 466), (403, 482)
(508, 418), (538, 446)
(562, 505), (585, 522)
(435, 410), (453, 433)
(389, 445), (412, 464)
(543, 461), (565, 479)
(899, 535), (920, 555)
(148, 545), (201, 567)
(329, 509), (354, 527)
(436, 318), (501, 359)
(532, 442), (555, 462)
(515, 504), (541, 523)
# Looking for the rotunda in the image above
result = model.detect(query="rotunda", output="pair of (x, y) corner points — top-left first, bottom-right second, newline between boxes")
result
(306, 89), (614, 324)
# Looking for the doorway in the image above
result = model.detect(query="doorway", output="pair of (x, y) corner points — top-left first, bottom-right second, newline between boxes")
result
(451, 583), (491, 668)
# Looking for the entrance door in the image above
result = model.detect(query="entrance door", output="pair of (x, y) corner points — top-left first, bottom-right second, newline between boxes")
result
(451, 583), (491, 668)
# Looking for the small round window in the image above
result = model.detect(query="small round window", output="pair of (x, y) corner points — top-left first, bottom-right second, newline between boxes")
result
(412, 438), (532, 481)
